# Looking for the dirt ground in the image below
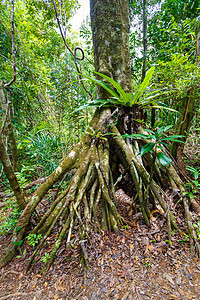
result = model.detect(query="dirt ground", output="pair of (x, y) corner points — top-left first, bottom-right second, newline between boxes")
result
(1, 222), (200, 300)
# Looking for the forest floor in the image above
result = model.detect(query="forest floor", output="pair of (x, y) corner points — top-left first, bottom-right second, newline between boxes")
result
(0, 226), (200, 300)
(0, 139), (200, 300)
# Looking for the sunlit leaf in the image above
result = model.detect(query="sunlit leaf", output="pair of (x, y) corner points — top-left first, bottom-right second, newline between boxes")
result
(157, 152), (171, 166)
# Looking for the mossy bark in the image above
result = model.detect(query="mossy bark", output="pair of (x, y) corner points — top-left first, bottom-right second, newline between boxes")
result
(0, 132), (26, 210)
(90, 0), (132, 96)
(0, 82), (19, 172)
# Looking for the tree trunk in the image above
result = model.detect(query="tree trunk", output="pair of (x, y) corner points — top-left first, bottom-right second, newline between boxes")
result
(1, 0), (200, 271)
(0, 82), (19, 172)
(90, 0), (132, 96)
(0, 131), (26, 210)
(141, 0), (147, 82)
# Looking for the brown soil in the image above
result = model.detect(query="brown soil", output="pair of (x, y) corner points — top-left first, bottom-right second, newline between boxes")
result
(1, 220), (200, 300)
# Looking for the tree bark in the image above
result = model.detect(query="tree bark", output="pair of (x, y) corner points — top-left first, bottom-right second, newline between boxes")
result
(141, 0), (147, 82)
(90, 0), (132, 97)
(0, 131), (26, 210)
(0, 82), (19, 171)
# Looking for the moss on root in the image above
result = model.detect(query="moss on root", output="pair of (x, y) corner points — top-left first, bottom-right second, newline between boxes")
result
(0, 108), (199, 272)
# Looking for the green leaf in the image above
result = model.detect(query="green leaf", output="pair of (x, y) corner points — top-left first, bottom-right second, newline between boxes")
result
(144, 129), (156, 135)
(153, 120), (163, 128)
(157, 152), (172, 166)
(157, 125), (173, 134)
(13, 240), (23, 246)
(131, 67), (155, 106)
(95, 71), (127, 100)
(161, 135), (185, 142)
(140, 143), (155, 156)
(80, 73), (119, 98)
(153, 105), (177, 112)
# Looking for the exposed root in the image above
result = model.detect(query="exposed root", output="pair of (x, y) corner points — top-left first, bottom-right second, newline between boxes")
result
(1, 108), (199, 271)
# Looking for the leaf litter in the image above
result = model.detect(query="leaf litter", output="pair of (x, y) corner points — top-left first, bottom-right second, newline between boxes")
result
(1, 169), (200, 299)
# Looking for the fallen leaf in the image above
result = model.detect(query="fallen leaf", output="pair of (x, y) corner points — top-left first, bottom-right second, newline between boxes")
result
(58, 280), (64, 291)
(132, 220), (137, 227)
(161, 261), (167, 267)
(156, 205), (164, 215)
(110, 274), (114, 287)
(110, 264), (115, 270)
(121, 271), (126, 277)
(18, 273), (23, 280)
(121, 237), (126, 244)
(165, 273), (175, 285)
(28, 286), (35, 293)
(150, 210), (158, 222)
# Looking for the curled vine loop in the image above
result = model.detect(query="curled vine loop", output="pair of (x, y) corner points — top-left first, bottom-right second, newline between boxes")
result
(74, 47), (85, 61)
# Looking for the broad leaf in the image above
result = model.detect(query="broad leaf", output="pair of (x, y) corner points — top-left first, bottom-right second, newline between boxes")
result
(157, 152), (172, 166)
(157, 125), (173, 134)
(140, 142), (155, 156)
(144, 129), (156, 135)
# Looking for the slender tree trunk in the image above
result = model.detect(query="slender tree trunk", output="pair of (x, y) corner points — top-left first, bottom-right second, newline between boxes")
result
(0, 132), (26, 210)
(0, 82), (19, 171)
(141, 0), (147, 82)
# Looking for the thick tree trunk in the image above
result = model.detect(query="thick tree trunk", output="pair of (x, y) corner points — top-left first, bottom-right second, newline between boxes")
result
(90, 0), (132, 96)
